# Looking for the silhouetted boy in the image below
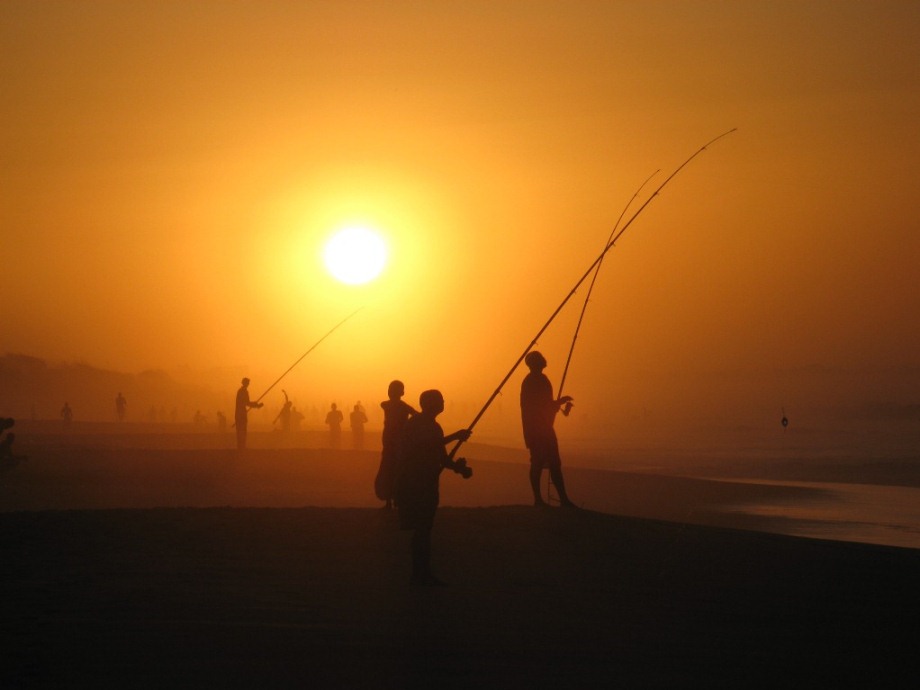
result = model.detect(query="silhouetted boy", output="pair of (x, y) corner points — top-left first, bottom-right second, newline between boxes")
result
(398, 389), (471, 586)
(520, 351), (575, 507)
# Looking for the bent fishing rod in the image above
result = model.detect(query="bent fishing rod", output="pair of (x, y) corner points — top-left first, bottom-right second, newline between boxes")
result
(253, 307), (363, 404)
(448, 128), (736, 460)
(556, 168), (659, 415)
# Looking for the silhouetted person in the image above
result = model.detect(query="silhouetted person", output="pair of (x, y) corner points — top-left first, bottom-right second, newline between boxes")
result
(350, 402), (368, 450)
(216, 410), (227, 431)
(115, 392), (127, 422)
(325, 403), (344, 448)
(375, 380), (418, 508)
(520, 351), (574, 507)
(274, 390), (293, 432)
(60, 402), (73, 430)
(397, 389), (471, 586)
(235, 377), (263, 450)
(0, 418), (16, 461)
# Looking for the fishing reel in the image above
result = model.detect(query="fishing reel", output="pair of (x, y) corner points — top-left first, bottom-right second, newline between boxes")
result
(445, 457), (473, 479)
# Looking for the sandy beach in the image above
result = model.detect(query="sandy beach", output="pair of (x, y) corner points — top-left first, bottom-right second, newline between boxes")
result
(2, 427), (919, 687)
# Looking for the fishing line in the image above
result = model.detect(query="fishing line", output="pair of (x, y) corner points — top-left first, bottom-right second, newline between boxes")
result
(448, 129), (737, 461)
(254, 307), (363, 404)
(556, 168), (660, 413)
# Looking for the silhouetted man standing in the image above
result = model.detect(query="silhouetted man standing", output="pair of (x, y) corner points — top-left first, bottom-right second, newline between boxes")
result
(398, 389), (471, 586)
(325, 403), (344, 448)
(115, 392), (127, 422)
(520, 351), (575, 507)
(235, 377), (263, 450)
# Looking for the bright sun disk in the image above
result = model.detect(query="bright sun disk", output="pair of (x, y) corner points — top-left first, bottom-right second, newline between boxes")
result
(322, 226), (388, 285)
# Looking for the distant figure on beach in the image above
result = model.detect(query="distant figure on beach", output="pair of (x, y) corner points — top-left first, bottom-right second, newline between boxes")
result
(60, 402), (73, 430)
(325, 403), (344, 448)
(397, 389), (472, 586)
(350, 402), (368, 450)
(235, 377), (263, 450)
(520, 351), (575, 508)
(115, 392), (127, 422)
(274, 390), (293, 433)
(216, 410), (227, 431)
(0, 418), (26, 469)
(375, 380), (418, 508)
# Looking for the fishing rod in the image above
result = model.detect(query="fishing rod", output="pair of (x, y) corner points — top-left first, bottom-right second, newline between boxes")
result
(254, 307), (363, 404)
(448, 128), (736, 460)
(556, 168), (660, 415)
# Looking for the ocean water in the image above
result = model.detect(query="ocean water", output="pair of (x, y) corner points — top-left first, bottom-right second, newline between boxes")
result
(724, 480), (920, 550)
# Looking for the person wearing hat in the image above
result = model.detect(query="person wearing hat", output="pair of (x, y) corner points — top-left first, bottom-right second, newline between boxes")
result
(235, 377), (263, 450)
(520, 351), (575, 507)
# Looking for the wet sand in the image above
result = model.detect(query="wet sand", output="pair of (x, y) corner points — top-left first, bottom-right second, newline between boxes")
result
(2, 430), (918, 686)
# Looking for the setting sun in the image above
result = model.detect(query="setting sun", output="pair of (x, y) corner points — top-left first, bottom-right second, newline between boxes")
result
(322, 226), (388, 285)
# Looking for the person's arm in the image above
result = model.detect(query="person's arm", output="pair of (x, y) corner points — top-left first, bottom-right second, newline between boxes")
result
(443, 428), (471, 445)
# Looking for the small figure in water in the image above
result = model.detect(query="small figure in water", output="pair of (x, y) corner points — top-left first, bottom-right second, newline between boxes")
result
(398, 389), (472, 586)
(375, 380), (418, 508)
(520, 351), (575, 508)
(325, 402), (344, 448)
(235, 377), (263, 450)
(350, 402), (368, 450)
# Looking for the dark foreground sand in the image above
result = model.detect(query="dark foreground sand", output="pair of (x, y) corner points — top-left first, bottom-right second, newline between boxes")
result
(2, 433), (919, 687)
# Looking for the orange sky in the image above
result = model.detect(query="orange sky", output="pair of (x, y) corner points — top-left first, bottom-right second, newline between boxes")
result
(2, 1), (919, 440)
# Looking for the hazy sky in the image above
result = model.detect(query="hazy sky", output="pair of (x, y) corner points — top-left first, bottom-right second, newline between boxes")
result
(3, 1), (919, 435)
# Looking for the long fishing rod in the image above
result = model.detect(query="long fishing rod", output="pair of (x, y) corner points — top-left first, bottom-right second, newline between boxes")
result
(254, 307), (363, 404)
(448, 128), (736, 460)
(556, 168), (660, 415)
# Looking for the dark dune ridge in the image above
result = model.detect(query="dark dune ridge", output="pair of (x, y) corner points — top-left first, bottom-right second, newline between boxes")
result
(2, 432), (919, 686)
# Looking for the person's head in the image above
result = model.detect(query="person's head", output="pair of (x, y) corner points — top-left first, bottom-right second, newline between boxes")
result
(418, 389), (444, 416)
(387, 380), (405, 399)
(241, 377), (250, 387)
(524, 351), (547, 372)
(331, 402), (337, 410)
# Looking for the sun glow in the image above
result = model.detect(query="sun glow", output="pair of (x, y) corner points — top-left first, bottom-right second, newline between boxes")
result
(322, 226), (388, 285)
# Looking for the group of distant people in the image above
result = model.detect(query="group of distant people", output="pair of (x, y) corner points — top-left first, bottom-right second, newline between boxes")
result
(323, 402), (368, 449)
(232, 350), (575, 586)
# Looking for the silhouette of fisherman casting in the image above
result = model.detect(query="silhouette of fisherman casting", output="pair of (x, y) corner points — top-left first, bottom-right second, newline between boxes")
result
(375, 380), (418, 508)
(520, 351), (575, 507)
(235, 377), (263, 450)
(398, 389), (471, 586)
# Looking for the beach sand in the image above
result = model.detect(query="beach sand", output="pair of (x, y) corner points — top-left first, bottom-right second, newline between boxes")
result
(2, 430), (918, 687)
